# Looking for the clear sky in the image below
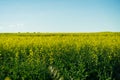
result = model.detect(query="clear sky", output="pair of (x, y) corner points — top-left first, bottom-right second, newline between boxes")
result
(0, 0), (120, 32)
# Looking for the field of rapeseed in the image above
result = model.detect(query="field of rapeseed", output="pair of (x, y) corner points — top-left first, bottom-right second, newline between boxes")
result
(0, 32), (120, 80)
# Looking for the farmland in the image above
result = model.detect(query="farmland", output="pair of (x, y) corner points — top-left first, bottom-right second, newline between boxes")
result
(0, 32), (120, 80)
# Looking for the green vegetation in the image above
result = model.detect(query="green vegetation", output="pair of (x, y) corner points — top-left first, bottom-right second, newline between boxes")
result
(0, 32), (120, 80)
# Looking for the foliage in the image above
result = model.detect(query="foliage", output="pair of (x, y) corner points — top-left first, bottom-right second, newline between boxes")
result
(0, 32), (120, 80)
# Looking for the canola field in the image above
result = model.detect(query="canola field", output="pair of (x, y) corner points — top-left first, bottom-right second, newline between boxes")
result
(0, 32), (120, 80)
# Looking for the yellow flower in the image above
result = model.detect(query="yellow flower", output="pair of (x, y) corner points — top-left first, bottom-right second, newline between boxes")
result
(4, 77), (11, 80)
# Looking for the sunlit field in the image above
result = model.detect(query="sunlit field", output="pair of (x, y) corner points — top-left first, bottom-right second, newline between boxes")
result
(0, 32), (120, 80)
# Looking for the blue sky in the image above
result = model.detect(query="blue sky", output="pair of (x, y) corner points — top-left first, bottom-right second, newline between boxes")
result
(0, 0), (120, 32)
